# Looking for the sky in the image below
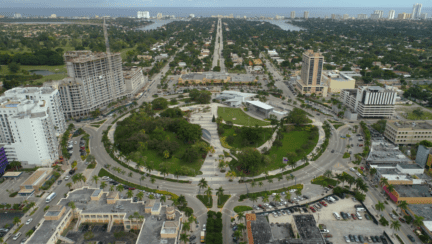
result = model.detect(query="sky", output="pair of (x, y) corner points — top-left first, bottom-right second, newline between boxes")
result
(1, 0), (429, 8)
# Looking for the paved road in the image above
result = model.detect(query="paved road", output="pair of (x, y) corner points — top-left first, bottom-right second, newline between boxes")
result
(212, 18), (224, 72)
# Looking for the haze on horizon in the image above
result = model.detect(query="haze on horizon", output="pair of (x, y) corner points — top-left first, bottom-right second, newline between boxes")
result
(1, 0), (430, 8)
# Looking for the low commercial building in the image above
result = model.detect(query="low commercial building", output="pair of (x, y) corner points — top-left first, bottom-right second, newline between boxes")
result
(385, 184), (432, 204)
(18, 168), (53, 196)
(214, 91), (256, 107)
(384, 120), (432, 145)
(366, 141), (412, 164)
(122, 66), (147, 97)
(322, 70), (355, 93)
(26, 187), (184, 244)
(246, 100), (274, 118)
(375, 167), (425, 185)
(405, 204), (432, 240)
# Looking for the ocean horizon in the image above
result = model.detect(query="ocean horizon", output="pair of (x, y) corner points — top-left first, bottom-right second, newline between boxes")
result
(1, 7), (431, 19)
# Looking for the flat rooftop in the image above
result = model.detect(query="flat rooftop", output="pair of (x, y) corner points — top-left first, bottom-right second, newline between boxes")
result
(3, 172), (23, 177)
(399, 163), (423, 169)
(367, 142), (411, 163)
(294, 215), (325, 244)
(408, 204), (432, 221)
(27, 207), (70, 244)
(250, 215), (273, 244)
(389, 120), (432, 130)
(394, 185), (431, 198)
(247, 100), (274, 110)
(136, 209), (180, 244)
(21, 168), (52, 186)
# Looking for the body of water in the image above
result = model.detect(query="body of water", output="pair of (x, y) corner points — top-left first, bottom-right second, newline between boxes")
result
(136, 19), (183, 31)
(5, 22), (73, 24)
(260, 20), (304, 31)
(1, 7), (431, 19)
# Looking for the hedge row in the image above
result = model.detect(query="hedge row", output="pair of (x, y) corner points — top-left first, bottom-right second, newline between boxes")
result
(243, 163), (309, 183)
(238, 184), (304, 201)
(312, 121), (331, 161)
(98, 168), (179, 200)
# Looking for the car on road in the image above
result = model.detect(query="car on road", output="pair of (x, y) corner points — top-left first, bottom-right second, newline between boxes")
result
(399, 217), (405, 223)
(203, 224), (206, 231)
(331, 150), (335, 153)
(356, 172), (362, 177)
(20, 238), (27, 244)
(13, 232), (21, 240)
(408, 235), (415, 242)
(349, 168), (355, 172)
(69, 169), (75, 175)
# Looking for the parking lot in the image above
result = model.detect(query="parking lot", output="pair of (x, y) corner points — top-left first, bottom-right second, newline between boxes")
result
(0, 173), (34, 203)
(66, 224), (138, 244)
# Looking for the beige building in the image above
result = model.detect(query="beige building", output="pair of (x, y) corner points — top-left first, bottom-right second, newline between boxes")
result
(295, 50), (327, 96)
(322, 70), (355, 93)
(122, 66), (147, 97)
(384, 120), (432, 145)
(18, 168), (53, 196)
(26, 187), (184, 244)
(398, 13), (410, 19)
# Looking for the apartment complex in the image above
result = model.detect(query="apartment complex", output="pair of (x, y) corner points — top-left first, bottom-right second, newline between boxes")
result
(384, 120), (432, 145)
(26, 187), (184, 244)
(0, 92), (60, 167)
(398, 13), (412, 19)
(122, 67), (148, 97)
(3, 87), (66, 135)
(295, 50), (326, 96)
(412, 3), (423, 19)
(55, 51), (126, 119)
(388, 10), (396, 19)
(290, 11), (295, 19)
(304, 11), (309, 19)
(341, 86), (397, 118)
(137, 11), (150, 19)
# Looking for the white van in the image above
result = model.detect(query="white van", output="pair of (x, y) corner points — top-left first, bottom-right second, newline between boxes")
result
(46, 192), (57, 203)
(333, 212), (341, 220)
(356, 212), (363, 220)
(356, 207), (366, 212)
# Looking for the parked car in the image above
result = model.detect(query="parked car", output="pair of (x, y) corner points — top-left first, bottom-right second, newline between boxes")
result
(351, 213), (357, 220)
(344, 236), (351, 243)
(399, 217), (406, 223)
(407, 235), (415, 242)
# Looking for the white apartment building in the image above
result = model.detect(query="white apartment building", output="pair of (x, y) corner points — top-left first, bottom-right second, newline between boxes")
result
(137, 11), (150, 19)
(412, 3), (422, 19)
(0, 96), (59, 167)
(122, 67), (147, 97)
(3, 87), (66, 135)
(54, 51), (126, 119)
(341, 86), (397, 118)
(291, 11), (295, 19)
(304, 11), (309, 19)
(189, 14), (195, 18)
(388, 10), (395, 19)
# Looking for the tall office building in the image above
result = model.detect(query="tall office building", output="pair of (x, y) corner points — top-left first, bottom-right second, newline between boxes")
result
(3, 87), (66, 135)
(137, 11), (150, 19)
(0, 93), (60, 167)
(304, 11), (309, 19)
(295, 50), (326, 96)
(341, 86), (397, 118)
(388, 10), (395, 19)
(54, 50), (125, 119)
(291, 11), (295, 19)
(371, 10), (384, 19)
(411, 3), (422, 19)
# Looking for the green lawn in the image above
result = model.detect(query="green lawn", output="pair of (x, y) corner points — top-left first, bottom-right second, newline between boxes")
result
(130, 131), (205, 176)
(311, 176), (339, 186)
(217, 194), (231, 208)
(217, 107), (270, 126)
(406, 110), (432, 120)
(233, 205), (253, 213)
(220, 124), (274, 149)
(0, 64), (67, 85)
(333, 124), (344, 129)
(263, 128), (318, 172)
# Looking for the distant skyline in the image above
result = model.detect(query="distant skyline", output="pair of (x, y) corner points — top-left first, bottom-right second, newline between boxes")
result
(1, 0), (431, 8)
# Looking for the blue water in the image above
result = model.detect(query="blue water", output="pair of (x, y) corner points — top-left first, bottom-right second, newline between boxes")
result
(1, 7), (431, 18)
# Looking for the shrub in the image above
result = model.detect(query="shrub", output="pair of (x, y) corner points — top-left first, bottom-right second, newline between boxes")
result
(234, 206), (253, 213)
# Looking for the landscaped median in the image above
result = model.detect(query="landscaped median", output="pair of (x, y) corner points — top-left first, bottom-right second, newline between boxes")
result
(242, 163), (309, 183)
(233, 205), (253, 213)
(197, 195), (213, 208)
(311, 176), (339, 186)
(238, 184), (303, 201)
(217, 194), (231, 208)
(98, 168), (179, 200)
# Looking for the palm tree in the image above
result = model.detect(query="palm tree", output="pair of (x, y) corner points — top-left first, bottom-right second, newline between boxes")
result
(413, 215), (425, 227)
(295, 189), (302, 197)
(397, 201), (408, 212)
(68, 201), (76, 218)
(136, 191), (144, 201)
(127, 190), (134, 199)
(379, 177), (388, 187)
(150, 177), (156, 184)
(285, 193), (291, 201)
(109, 185), (115, 192)
(250, 194), (258, 206)
(183, 222), (191, 233)
(268, 178), (273, 184)
(262, 194), (269, 204)
(390, 220), (401, 235)
(386, 184), (395, 194)
(258, 181), (264, 188)
(204, 187), (212, 202)
(198, 178), (208, 194)
(323, 170), (332, 178)
(237, 212), (245, 222)
(273, 193), (281, 202)
(161, 195), (167, 204)
(173, 169), (181, 180)
(370, 168), (377, 176)
(180, 233), (189, 244)
(145, 161), (154, 175)
(66, 182), (72, 190)
(116, 185), (124, 194)
(100, 181), (107, 190)
(375, 201), (385, 212)
(250, 181), (256, 188)
(216, 187), (224, 205)
(139, 176), (146, 186)
(128, 172), (133, 178)
(13, 217), (21, 226)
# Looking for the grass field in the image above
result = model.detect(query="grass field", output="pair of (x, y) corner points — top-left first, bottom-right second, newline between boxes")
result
(263, 129), (318, 173)
(0, 64), (67, 85)
(217, 107), (270, 126)
(220, 124), (274, 149)
(397, 107), (432, 120)
(130, 131), (205, 176)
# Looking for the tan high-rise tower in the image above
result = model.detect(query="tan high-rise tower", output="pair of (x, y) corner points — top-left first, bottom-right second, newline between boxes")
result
(296, 50), (327, 96)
